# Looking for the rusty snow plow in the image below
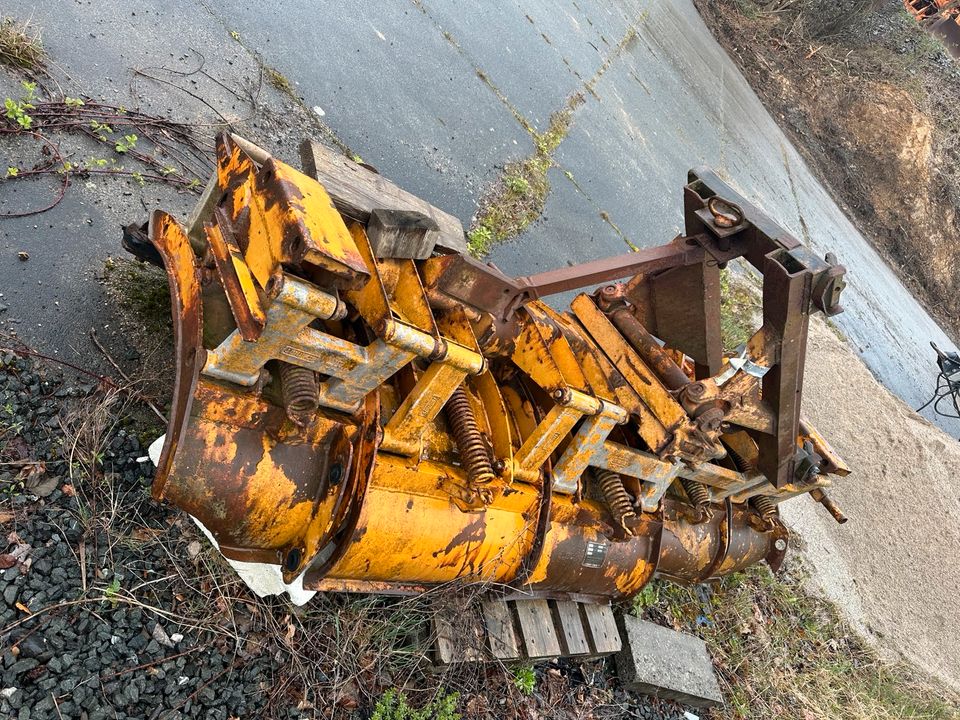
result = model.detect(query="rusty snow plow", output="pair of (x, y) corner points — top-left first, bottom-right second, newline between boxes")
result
(131, 133), (851, 603)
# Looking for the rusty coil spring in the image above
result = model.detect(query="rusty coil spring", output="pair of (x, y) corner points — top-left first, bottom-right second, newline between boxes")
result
(726, 445), (755, 473)
(750, 494), (778, 520)
(444, 385), (496, 485)
(681, 478), (710, 508)
(279, 362), (319, 423)
(596, 469), (637, 532)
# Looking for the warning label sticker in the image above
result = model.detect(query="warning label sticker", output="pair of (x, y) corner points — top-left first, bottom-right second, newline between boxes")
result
(583, 541), (608, 569)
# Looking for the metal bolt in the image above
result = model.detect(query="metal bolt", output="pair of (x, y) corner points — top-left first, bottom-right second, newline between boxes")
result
(774, 538), (787, 552)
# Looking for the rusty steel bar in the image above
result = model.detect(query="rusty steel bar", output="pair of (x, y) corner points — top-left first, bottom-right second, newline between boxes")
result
(810, 488), (848, 525)
(514, 239), (705, 300)
(607, 306), (691, 391)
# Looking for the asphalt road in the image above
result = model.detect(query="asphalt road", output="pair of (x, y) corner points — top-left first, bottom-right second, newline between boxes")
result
(0, 0), (957, 439)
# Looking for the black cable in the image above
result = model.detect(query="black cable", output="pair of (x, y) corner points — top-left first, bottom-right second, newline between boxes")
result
(919, 368), (960, 419)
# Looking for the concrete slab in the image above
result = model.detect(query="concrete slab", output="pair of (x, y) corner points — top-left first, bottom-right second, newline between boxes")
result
(207, 0), (534, 224)
(417, 0), (648, 131)
(615, 614), (723, 708)
(417, 0), (581, 132)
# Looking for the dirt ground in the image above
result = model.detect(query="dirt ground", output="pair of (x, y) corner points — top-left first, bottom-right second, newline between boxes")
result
(785, 318), (960, 690)
(694, 0), (960, 340)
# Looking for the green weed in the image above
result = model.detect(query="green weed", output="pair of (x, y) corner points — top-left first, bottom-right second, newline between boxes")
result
(370, 689), (460, 720)
(3, 80), (36, 130)
(511, 665), (536, 695)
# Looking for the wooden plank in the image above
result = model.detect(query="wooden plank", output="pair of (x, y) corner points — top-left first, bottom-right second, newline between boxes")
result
(299, 139), (468, 255)
(432, 606), (485, 665)
(481, 600), (520, 660)
(580, 603), (622, 655)
(513, 599), (562, 659)
(550, 601), (591, 656)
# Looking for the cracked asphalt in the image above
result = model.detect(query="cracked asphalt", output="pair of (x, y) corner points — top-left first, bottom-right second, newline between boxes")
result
(0, 0), (957, 439)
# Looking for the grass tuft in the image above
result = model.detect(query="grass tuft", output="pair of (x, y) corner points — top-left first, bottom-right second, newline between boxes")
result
(720, 266), (761, 350)
(467, 95), (584, 256)
(635, 562), (960, 719)
(0, 17), (44, 71)
(265, 66), (293, 95)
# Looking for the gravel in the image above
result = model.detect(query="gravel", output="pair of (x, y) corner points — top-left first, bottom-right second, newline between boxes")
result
(0, 350), (278, 719)
(0, 348), (706, 719)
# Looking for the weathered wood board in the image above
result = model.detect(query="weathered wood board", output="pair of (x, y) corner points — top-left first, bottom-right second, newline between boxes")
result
(299, 139), (467, 254)
(432, 597), (622, 665)
(551, 600), (591, 656)
(513, 599), (563, 659)
(482, 599), (520, 660)
(581, 602), (622, 655)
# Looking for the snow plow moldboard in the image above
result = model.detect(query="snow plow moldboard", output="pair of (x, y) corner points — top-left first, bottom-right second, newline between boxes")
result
(125, 132), (852, 604)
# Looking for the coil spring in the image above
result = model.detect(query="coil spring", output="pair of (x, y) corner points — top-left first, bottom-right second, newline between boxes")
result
(445, 385), (495, 485)
(751, 494), (777, 520)
(681, 478), (710, 508)
(279, 362), (319, 423)
(726, 445), (755, 473)
(596, 469), (637, 533)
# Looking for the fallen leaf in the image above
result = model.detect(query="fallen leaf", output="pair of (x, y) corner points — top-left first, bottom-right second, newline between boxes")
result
(26, 472), (56, 498)
(131, 527), (162, 542)
(6, 437), (29, 461)
(61, 484), (77, 497)
(0, 554), (16, 569)
(15, 601), (31, 615)
(186, 540), (202, 559)
(335, 681), (359, 709)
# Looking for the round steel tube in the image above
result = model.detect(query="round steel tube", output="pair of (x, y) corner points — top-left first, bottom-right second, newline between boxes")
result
(608, 307), (690, 391)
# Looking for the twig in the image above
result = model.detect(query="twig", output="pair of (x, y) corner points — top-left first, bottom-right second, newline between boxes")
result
(89, 328), (167, 424)
(99, 646), (201, 681)
(0, 345), (117, 388)
(79, 538), (87, 593)
(51, 694), (64, 720)
(0, 129), (68, 218)
(132, 67), (236, 127)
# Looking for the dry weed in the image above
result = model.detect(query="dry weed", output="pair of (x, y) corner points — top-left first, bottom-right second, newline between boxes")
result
(0, 17), (44, 71)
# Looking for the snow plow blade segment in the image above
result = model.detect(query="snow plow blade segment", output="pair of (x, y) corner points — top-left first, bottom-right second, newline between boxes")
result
(135, 133), (851, 600)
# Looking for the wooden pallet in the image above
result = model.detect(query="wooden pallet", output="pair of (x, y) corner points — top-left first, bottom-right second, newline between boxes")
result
(432, 597), (621, 665)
